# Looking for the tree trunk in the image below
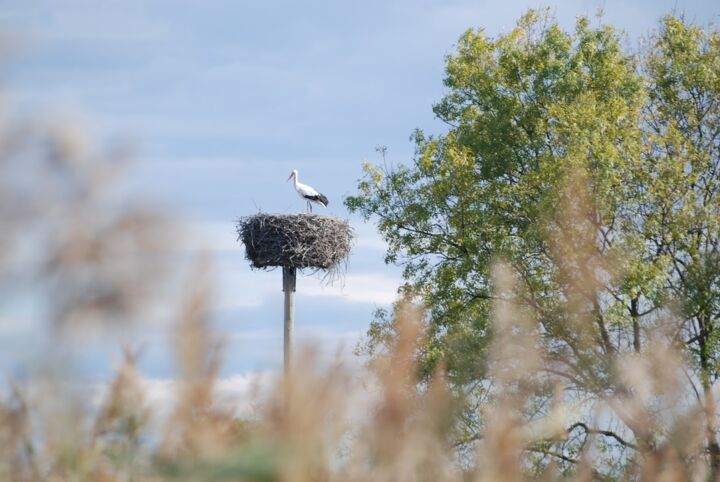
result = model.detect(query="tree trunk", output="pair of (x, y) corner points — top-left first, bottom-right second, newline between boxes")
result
(630, 296), (640, 353)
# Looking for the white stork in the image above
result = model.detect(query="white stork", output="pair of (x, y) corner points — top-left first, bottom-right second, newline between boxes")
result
(287, 169), (329, 213)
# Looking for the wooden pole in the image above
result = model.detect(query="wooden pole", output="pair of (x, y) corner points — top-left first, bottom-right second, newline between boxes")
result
(282, 266), (296, 376)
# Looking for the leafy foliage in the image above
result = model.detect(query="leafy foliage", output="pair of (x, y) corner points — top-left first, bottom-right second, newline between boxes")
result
(347, 10), (720, 476)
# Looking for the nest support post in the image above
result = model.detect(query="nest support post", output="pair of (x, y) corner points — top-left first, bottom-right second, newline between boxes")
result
(237, 213), (353, 379)
(282, 266), (296, 376)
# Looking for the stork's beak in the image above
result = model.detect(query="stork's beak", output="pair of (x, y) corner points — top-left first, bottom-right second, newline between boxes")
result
(286, 173), (293, 181)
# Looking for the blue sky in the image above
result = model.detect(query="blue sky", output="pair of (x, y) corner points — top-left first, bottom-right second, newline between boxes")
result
(1, 0), (717, 388)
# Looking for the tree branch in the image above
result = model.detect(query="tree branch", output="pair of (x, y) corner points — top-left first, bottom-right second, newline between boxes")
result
(567, 422), (638, 450)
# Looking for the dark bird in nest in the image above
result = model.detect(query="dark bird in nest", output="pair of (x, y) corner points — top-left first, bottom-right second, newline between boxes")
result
(287, 169), (329, 213)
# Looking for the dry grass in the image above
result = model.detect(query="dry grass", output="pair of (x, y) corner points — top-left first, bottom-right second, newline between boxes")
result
(1, 258), (710, 482)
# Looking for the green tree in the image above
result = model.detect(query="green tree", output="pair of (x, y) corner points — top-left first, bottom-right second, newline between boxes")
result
(640, 15), (720, 472)
(347, 11), (720, 476)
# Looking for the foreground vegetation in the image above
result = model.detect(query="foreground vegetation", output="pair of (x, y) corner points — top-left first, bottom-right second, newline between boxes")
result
(1, 9), (719, 481)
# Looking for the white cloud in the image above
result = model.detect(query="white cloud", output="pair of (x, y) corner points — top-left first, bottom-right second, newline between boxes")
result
(215, 268), (278, 310)
(214, 268), (399, 311)
(84, 370), (278, 434)
(139, 370), (276, 420)
(351, 221), (388, 251)
(183, 220), (243, 254)
(100, 363), (376, 418)
(302, 274), (399, 305)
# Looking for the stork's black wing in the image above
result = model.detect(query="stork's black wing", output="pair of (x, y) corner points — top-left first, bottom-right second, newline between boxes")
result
(304, 193), (329, 207)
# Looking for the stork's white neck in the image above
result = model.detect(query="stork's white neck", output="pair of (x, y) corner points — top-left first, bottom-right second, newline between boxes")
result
(293, 171), (299, 188)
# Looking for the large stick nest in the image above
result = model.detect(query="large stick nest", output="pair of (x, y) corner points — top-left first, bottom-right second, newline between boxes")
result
(236, 214), (353, 274)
